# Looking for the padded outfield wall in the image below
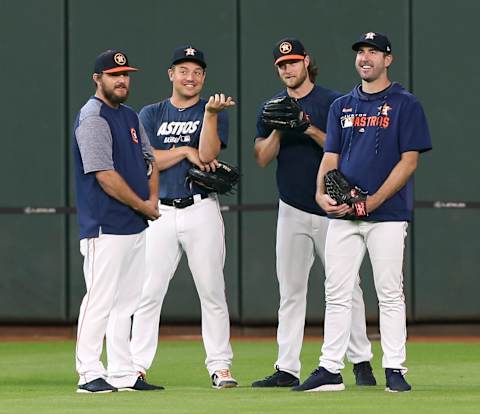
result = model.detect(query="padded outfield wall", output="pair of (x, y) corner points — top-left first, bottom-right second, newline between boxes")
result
(0, 0), (478, 324)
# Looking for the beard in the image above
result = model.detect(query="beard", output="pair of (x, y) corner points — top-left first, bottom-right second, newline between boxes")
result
(281, 69), (308, 90)
(102, 83), (129, 105)
(104, 87), (129, 105)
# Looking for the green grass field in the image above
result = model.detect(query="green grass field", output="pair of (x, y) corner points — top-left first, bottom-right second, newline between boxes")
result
(0, 339), (479, 414)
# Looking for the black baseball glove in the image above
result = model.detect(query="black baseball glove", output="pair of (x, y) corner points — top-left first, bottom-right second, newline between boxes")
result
(324, 169), (368, 217)
(187, 161), (240, 195)
(261, 96), (310, 132)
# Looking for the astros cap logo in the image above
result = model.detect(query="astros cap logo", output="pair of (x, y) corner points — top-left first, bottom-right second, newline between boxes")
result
(279, 42), (292, 54)
(114, 53), (127, 65)
(184, 47), (196, 56)
(364, 32), (376, 40)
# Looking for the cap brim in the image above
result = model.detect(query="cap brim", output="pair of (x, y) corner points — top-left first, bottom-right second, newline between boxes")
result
(274, 55), (305, 65)
(103, 66), (139, 73)
(172, 58), (207, 69)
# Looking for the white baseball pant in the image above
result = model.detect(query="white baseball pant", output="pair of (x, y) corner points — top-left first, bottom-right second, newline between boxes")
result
(320, 219), (408, 374)
(275, 201), (372, 378)
(76, 231), (146, 388)
(130, 195), (233, 376)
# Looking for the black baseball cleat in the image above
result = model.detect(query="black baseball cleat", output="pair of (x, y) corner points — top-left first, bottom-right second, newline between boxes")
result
(385, 368), (411, 392)
(77, 378), (118, 393)
(292, 367), (345, 392)
(119, 375), (164, 391)
(353, 361), (377, 386)
(251, 370), (300, 387)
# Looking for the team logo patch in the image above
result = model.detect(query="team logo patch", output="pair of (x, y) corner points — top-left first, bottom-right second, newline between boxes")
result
(378, 104), (392, 116)
(114, 53), (127, 65)
(184, 47), (196, 56)
(130, 128), (138, 144)
(341, 115), (354, 128)
(364, 32), (376, 40)
(279, 42), (292, 54)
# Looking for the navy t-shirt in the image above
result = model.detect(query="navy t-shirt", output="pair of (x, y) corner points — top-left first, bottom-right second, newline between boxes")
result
(140, 98), (229, 199)
(256, 85), (341, 215)
(325, 82), (432, 222)
(73, 97), (151, 239)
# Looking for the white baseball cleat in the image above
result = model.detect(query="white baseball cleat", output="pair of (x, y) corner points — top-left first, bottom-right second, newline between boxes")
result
(211, 369), (238, 389)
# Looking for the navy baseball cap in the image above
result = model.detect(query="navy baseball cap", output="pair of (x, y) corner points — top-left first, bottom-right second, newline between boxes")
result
(352, 32), (392, 54)
(273, 37), (307, 65)
(171, 46), (207, 69)
(94, 50), (138, 74)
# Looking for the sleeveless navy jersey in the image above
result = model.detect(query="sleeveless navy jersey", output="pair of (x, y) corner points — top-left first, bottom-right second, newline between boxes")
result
(325, 82), (432, 222)
(256, 85), (342, 215)
(73, 97), (150, 239)
(140, 98), (229, 199)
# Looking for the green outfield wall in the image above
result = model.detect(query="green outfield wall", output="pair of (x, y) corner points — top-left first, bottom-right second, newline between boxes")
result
(0, 0), (478, 324)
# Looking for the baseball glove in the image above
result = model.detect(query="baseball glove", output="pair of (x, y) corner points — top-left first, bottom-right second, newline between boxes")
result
(324, 169), (368, 217)
(261, 96), (310, 132)
(187, 161), (240, 195)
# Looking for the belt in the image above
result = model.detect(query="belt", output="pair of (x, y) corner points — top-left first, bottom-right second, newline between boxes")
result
(160, 194), (209, 209)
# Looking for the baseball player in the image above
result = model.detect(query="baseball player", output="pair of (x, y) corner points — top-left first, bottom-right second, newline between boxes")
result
(294, 32), (432, 392)
(130, 46), (237, 389)
(73, 50), (163, 393)
(252, 38), (376, 388)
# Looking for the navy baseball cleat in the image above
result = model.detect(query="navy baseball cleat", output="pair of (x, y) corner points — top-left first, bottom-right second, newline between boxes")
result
(77, 378), (118, 393)
(252, 370), (299, 387)
(385, 368), (411, 392)
(119, 375), (164, 391)
(353, 361), (377, 386)
(292, 367), (345, 392)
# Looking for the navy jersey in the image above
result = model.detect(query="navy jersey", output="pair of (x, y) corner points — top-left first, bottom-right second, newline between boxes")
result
(256, 85), (341, 215)
(140, 98), (229, 199)
(325, 82), (432, 222)
(73, 97), (151, 239)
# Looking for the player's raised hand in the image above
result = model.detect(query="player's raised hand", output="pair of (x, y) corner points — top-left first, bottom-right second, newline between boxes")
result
(206, 93), (236, 113)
